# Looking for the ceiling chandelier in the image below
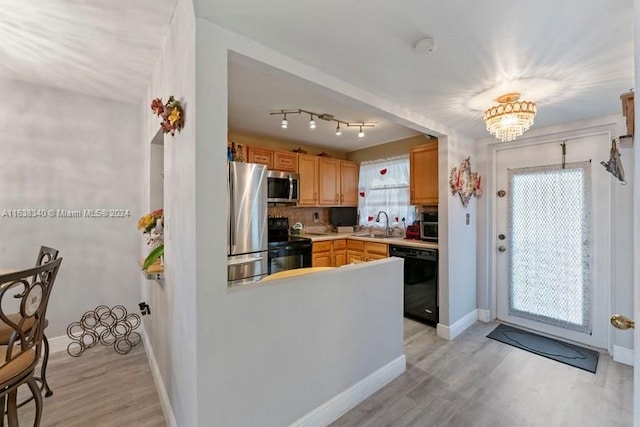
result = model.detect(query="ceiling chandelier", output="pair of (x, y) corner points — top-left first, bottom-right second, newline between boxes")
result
(483, 93), (536, 142)
(270, 109), (374, 138)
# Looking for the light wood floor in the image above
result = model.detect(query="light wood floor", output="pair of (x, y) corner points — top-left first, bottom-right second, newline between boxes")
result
(17, 343), (166, 426)
(13, 320), (633, 426)
(333, 319), (633, 427)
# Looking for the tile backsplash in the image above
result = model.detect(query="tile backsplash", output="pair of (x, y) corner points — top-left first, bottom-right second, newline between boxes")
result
(268, 206), (330, 228)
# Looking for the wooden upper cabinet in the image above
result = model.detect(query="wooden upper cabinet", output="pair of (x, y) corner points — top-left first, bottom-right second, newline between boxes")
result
(410, 142), (438, 206)
(340, 161), (359, 206)
(298, 154), (318, 206)
(318, 158), (340, 206)
(273, 150), (298, 172)
(247, 146), (273, 169)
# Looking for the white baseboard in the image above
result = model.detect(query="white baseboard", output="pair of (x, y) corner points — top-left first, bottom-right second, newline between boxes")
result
(613, 345), (634, 366)
(141, 325), (178, 427)
(437, 309), (478, 341)
(47, 334), (74, 354)
(290, 355), (406, 427)
(477, 309), (491, 323)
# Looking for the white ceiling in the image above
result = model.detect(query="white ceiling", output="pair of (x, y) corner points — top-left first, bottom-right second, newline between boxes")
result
(228, 55), (422, 151)
(202, 0), (634, 141)
(0, 0), (177, 103)
(1, 0), (632, 147)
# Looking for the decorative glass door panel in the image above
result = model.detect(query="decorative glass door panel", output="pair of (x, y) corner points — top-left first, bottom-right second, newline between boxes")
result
(508, 162), (591, 333)
(495, 135), (610, 349)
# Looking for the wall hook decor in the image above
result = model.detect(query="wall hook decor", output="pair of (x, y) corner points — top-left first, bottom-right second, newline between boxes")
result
(449, 157), (482, 208)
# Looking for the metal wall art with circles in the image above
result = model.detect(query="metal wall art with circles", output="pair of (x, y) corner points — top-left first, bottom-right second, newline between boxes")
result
(66, 305), (141, 357)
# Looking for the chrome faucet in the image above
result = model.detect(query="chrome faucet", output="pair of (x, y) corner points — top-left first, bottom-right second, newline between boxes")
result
(376, 210), (391, 236)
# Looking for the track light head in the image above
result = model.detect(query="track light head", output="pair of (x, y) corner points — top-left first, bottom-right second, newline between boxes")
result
(271, 109), (374, 136)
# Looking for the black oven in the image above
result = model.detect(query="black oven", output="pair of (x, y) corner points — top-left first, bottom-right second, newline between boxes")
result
(268, 239), (312, 274)
(267, 217), (311, 275)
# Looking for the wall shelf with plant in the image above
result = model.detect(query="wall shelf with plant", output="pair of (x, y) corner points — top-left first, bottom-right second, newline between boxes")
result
(138, 209), (164, 280)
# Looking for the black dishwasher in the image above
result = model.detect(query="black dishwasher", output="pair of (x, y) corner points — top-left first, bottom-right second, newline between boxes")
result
(389, 245), (438, 325)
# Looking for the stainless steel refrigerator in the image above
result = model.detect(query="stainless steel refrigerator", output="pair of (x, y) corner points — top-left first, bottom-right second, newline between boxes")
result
(227, 161), (268, 286)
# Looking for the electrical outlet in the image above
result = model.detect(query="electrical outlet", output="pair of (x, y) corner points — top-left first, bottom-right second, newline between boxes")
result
(139, 302), (151, 316)
(313, 212), (320, 223)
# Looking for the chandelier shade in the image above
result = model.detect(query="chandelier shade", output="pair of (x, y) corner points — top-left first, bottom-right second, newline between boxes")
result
(483, 93), (536, 142)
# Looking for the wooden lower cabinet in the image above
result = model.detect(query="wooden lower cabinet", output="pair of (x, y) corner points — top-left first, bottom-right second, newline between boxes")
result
(312, 239), (349, 267)
(313, 239), (388, 267)
(333, 239), (347, 267)
(365, 242), (388, 261)
(346, 240), (365, 264)
(312, 241), (333, 267)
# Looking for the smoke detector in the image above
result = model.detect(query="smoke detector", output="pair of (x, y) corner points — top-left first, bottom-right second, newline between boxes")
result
(414, 37), (436, 54)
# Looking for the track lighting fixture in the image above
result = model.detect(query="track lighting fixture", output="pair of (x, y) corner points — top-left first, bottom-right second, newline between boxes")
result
(270, 109), (374, 137)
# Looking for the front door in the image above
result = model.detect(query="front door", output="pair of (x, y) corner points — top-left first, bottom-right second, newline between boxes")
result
(495, 134), (610, 349)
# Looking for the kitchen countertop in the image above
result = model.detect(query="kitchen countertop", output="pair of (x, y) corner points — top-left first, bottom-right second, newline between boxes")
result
(303, 232), (438, 249)
(262, 267), (336, 282)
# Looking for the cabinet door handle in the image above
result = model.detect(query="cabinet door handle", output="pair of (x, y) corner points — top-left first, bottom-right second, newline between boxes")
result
(335, 194), (339, 203)
(314, 192), (317, 200)
(340, 194), (344, 202)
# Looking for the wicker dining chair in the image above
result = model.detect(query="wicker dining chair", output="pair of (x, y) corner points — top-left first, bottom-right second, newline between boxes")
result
(0, 258), (62, 427)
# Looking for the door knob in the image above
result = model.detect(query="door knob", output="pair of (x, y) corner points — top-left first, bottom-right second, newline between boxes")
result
(498, 246), (506, 252)
(611, 314), (635, 330)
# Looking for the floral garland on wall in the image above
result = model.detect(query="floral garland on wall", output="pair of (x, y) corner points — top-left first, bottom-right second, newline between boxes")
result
(449, 157), (482, 208)
(151, 96), (185, 136)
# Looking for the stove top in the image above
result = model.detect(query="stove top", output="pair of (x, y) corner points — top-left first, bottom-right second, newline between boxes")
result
(267, 217), (311, 247)
(268, 235), (312, 248)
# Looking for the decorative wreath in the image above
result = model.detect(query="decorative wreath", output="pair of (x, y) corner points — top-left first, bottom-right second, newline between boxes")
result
(151, 96), (185, 136)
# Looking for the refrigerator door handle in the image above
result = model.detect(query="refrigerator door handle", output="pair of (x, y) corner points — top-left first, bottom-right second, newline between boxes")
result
(227, 256), (264, 266)
(229, 167), (235, 249)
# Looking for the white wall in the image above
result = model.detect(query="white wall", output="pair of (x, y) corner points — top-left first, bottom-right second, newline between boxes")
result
(140, 0), (197, 425)
(194, 20), (414, 426)
(437, 131), (478, 331)
(0, 77), (140, 337)
(209, 262), (404, 427)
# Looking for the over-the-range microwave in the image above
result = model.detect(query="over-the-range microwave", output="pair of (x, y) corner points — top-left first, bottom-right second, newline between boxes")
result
(267, 170), (299, 203)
